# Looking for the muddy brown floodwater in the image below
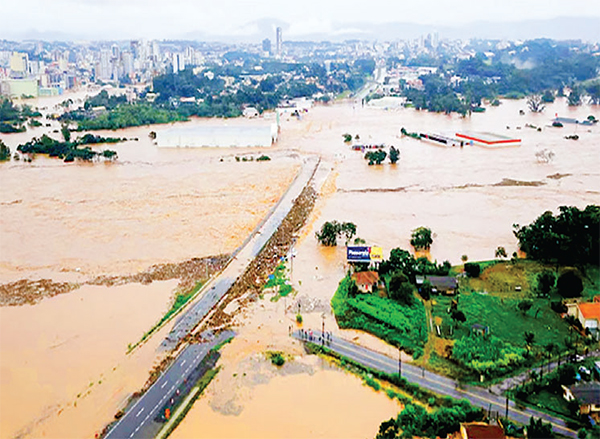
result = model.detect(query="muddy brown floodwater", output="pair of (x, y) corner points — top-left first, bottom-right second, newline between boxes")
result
(168, 97), (598, 439)
(0, 95), (599, 439)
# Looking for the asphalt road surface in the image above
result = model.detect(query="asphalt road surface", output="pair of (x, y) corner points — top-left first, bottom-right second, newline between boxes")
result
(106, 331), (233, 439)
(162, 155), (320, 349)
(294, 330), (577, 438)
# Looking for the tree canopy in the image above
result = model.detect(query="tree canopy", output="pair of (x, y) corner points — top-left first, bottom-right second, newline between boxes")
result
(513, 205), (599, 266)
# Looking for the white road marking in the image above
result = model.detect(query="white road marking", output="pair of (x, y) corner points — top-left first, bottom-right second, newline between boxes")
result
(181, 360), (186, 366)
(136, 407), (144, 417)
(161, 381), (168, 389)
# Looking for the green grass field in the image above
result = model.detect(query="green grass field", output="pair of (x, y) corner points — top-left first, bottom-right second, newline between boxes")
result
(332, 276), (428, 357)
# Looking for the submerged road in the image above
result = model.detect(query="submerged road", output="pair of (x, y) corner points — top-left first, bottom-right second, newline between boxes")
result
(162, 155), (320, 349)
(105, 156), (319, 438)
(293, 330), (577, 438)
(105, 331), (234, 439)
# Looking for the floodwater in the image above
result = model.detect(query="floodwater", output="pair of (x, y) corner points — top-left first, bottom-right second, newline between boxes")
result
(171, 97), (598, 439)
(170, 296), (401, 439)
(1, 95), (599, 438)
(0, 280), (177, 439)
(0, 122), (301, 283)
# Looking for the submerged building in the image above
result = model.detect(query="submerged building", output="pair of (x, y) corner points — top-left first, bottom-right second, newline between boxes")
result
(156, 124), (278, 148)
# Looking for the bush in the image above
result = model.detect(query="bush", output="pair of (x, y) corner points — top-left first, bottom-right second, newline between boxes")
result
(256, 155), (271, 161)
(268, 351), (285, 366)
(464, 262), (481, 278)
(296, 313), (303, 324)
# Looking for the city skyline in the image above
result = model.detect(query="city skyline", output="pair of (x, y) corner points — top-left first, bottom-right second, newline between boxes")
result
(2, 0), (600, 41)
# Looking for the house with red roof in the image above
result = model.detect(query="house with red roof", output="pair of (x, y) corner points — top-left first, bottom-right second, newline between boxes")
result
(351, 271), (381, 293)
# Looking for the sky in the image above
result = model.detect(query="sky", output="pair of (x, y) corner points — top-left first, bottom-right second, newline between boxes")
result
(3, 0), (600, 40)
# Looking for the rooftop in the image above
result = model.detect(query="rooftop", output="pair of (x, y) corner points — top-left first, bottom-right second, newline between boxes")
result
(578, 302), (600, 321)
(569, 382), (600, 405)
(352, 271), (380, 286)
(461, 423), (506, 439)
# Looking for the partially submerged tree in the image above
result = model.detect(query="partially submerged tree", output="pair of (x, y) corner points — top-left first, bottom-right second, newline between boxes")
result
(527, 94), (545, 113)
(315, 221), (357, 246)
(410, 227), (433, 251)
(0, 139), (10, 161)
(389, 146), (400, 164)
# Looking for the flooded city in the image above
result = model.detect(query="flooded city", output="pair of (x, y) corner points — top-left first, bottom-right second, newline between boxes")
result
(1, 88), (598, 438)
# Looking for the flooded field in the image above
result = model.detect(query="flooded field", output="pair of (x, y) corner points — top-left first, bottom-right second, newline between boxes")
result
(0, 280), (177, 439)
(0, 95), (598, 438)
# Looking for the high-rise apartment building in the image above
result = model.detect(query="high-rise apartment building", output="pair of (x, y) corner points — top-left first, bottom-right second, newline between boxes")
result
(275, 27), (282, 57)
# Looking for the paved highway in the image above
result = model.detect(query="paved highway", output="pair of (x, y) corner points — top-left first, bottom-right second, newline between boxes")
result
(162, 155), (320, 349)
(105, 156), (319, 438)
(294, 330), (577, 438)
(106, 331), (233, 439)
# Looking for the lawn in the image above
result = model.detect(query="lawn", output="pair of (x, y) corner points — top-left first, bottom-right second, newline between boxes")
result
(332, 275), (428, 357)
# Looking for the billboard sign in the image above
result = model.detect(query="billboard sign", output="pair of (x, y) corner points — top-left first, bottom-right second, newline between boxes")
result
(347, 246), (383, 263)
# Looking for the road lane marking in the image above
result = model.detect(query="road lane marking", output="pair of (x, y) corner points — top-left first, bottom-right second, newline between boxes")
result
(181, 360), (186, 366)
(136, 407), (144, 417)
(161, 381), (168, 389)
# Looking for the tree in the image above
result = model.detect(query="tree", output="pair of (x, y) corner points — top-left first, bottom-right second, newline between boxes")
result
(389, 146), (400, 164)
(527, 94), (545, 113)
(495, 246), (507, 259)
(524, 331), (535, 347)
(518, 300), (533, 315)
(419, 280), (432, 300)
(342, 133), (352, 143)
(513, 205), (600, 266)
(536, 271), (555, 297)
(410, 227), (433, 251)
(340, 222), (357, 243)
(541, 90), (555, 103)
(557, 270), (583, 298)
(586, 81), (600, 105)
(451, 309), (466, 324)
(388, 270), (413, 305)
(527, 417), (554, 439)
(376, 418), (398, 439)
(0, 140), (10, 161)
(567, 86), (582, 106)
(315, 221), (340, 246)
(61, 124), (71, 142)
(315, 221), (357, 246)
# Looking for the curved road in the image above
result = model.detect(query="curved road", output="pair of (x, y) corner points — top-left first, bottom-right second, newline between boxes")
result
(293, 330), (577, 438)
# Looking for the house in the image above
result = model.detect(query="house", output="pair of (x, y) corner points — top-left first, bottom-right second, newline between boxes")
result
(562, 382), (600, 421)
(416, 275), (458, 295)
(351, 271), (380, 293)
(566, 301), (600, 339)
(460, 422), (506, 439)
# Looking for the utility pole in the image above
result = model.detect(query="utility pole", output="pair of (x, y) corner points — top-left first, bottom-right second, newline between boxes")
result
(322, 313), (325, 347)
(505, 394), (509, 419)
(398, 348), (402, 377)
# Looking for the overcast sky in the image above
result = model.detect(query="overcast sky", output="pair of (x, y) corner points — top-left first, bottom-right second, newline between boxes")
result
(3, 0), (600, 40)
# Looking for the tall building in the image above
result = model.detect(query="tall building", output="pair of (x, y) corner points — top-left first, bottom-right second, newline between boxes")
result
(275, 27), (282, 57)
(262, 38), (271, 55)
(98, 49), (112, 81)
(9, 52), (28, 74)
(172, 53), (185, 73)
